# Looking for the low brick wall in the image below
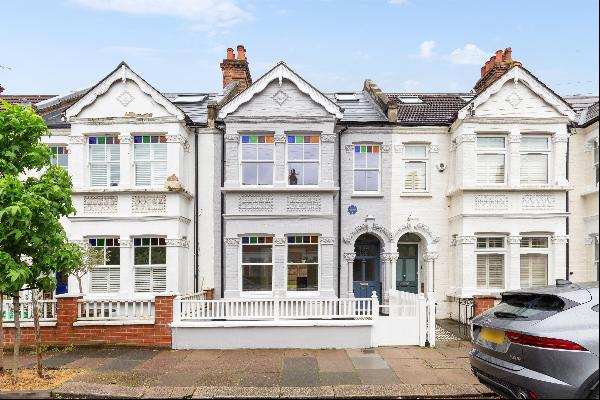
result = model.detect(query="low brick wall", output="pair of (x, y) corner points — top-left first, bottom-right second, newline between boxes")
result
(2, 294), (174, 348)
(473, 295), (500, 316)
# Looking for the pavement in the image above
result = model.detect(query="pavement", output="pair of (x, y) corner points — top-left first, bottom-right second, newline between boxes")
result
(14, 340), (495, 398)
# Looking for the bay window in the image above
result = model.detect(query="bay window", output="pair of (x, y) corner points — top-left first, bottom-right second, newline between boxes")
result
(476, 237), (505, 289)
(88, 237), (120, 293)
(477, 136), (506, 184)
(241, 236), (273, 291)
(520, 237), (548, 288)
(134, 237), (167, 293)
(287, 135), (319, 185)
(241, 134), (274, 185)
(134, 135), (167, 186)
(89, 135), (120, 186)
(520, 136), (550, 184)
(353, 145), (380, 192)
(287, 236), (319, 291)
(403, 144), (429, 191)
(50, 146), (68, 170)
(593, 140), (599, 186)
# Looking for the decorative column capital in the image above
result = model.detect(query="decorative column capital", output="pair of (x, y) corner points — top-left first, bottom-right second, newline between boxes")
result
(508, 235), (522, 244)
(457, 235), (477, 244)
(321, 134), (335, 143)
(508, 134), (522, 143)
(119, 239), (132, 248)
(273, 237), (286, 246)
(343, 252), (356, 262)
(552, 134), (569, 144)
(423, 251), (439, 261)
(381, 252), (399, 262)
(551, 235), (569, 244)
(274, 133), (286, 143)
(224, 134), (239, 143)
(320, 237), (335, 245)
(118, 134), (132, 144)
(224, 237), (240, 247)
(345, 145), (354, 153)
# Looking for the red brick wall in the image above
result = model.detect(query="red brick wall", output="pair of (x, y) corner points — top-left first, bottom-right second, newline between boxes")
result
(2, 295), (174, 348)
(473, 296), (499, 316)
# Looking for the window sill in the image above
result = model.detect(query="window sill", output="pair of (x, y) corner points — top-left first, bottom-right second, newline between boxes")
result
(581, 187), (599, 197)
(351, 193), (384, 198)
(400, 192), (432, 198)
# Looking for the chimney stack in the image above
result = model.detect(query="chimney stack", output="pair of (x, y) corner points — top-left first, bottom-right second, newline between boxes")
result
(474, 47), (520, 94)
(220, 44), (252, 95)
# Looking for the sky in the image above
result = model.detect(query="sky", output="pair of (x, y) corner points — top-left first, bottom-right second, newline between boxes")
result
(1, 0), (599, 96)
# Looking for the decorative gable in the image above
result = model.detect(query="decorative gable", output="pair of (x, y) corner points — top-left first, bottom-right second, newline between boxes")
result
(218, 62), (343, 119)
(66, 62), (186, 121)
(457, 66), (576, 121)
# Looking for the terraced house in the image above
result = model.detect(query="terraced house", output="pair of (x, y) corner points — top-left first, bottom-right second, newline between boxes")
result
(3, 46), (597, 347)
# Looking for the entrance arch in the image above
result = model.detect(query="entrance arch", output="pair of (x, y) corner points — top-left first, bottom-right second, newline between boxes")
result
(353, 234), (381, 299)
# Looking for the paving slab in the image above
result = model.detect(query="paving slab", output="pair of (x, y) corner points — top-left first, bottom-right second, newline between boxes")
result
(332, 385), (376, 398)
(62, 356), (110, 370)
(426, 359), (469, 369)
(376, 347), (414, 359)
(283, 357), (318, 370)
(393, 367), (445, 384)
(142, 386), (195, 399)
(433, 368), (480, 384)
(96, 358), (145, 372)
(237, 372), (280, 387)
(423, 383), (483, 397)
(346, 348), (378, 358)
(371, 384), (428, 398)
(350, 356), (389, 370)
(319, 371), (360, 385)
(55, 381), (144, 399)
(40, 352), (82, 368)
(408, 348), (447, 360)
(385, 357), (427, 371)
(279, 369), (319, 387)
(357, 369), (401, 385)
(280, 386), (335, 398)
(192, 386), (279, 399)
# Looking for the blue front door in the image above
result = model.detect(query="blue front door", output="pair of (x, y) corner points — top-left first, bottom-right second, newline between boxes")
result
(56, 272), (68, 295)
(353, 235), (381, 300)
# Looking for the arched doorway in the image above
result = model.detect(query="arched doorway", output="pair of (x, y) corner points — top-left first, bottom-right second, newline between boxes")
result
(397, 233), (421, 294)
(353, 234), (381, 299)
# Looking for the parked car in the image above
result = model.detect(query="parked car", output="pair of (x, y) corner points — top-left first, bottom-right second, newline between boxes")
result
(469, 280), (599, 399)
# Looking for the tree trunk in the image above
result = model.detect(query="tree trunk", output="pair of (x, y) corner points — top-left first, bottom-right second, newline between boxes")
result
(12, 294), (20, 376)
(77, 276), (83, 294)
(0, 293), (4, 372)
(32, 290), (43, 378)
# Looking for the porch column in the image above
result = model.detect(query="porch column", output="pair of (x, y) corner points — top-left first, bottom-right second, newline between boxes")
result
(508, 235), (522, 290)
(389, 253), (399, 293)
(381, 253), (398, 302)
(343, 253), (356, 298)
(423, 251), (439, 294)
(457, 236), (477, 292)
(551, 235), (569, 283)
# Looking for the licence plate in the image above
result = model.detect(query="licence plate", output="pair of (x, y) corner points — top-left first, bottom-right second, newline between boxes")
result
(479, 327), (505, 345)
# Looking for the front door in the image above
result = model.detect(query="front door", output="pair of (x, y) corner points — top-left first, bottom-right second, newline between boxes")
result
(353, 235), (381, 299)
(397, 244), (418, 294)
(56, 272), (68, 295)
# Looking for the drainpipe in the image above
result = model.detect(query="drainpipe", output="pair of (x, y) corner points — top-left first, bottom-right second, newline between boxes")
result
(194, 129), (199, 293)
(219, 125), (226, 298)
(337, 125), (349, 298)
(565, 127), (571, 280)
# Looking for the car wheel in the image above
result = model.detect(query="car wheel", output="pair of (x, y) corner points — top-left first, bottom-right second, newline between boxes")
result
(588, 385), (599, 399)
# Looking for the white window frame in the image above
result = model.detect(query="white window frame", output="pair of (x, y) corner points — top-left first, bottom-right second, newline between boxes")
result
(240, 236), (274, 294)
(476, 135), (507, 185)
(239, 134), (275, 187)
(285, 134), (320, 187)
(475, 236), (506, 289)
(286, 235), (320, 294)
(403, 143), (429, 192)
(133, 134), (168, 187)
(520, 135), (551, 185)
(353, 143), (381, 194)
(519, 236), (549, 288)
(49, 145), (69, 170)
(133, 237), (167, 293)
(593, 139), (599, 188)
(88, 134), (120, 187)
(87, 237), (121, 294)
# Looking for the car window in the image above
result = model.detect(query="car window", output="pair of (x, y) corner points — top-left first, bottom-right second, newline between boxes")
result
(490, 294), (565, 320)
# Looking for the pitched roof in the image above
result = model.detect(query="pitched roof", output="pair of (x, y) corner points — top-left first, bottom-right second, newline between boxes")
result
(563, 95), (599, 126)
(324, 92), (387, 123)
(387, 93), (471, 125)
(0, 94), (56, 106)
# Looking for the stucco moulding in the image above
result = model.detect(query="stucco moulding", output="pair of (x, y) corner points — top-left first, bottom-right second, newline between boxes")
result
(83, 195), (118, 214)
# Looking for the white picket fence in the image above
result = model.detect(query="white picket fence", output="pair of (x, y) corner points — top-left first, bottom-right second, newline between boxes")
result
(174, 295), (375, 322)
(1, 300), (57, 322)
(77, 299), (155, 322)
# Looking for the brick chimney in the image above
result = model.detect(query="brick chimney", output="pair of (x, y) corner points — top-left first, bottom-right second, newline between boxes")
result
(474, 47), (521, 94)
(220, 45), (252, 95)
(0, 84), (4, 94)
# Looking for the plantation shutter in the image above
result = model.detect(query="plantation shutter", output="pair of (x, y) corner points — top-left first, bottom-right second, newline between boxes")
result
(134, 143), (167, 186)
(90, 164), (108, 186)
(477, 254), (504, 288)
(521, 154), (548, 184)
(135, 267), (166, 292)
(404, 161), (426, 190)
(476, 255), (487, 287)
(152, 143), (167, 185)
(91, 267), (120, 293)
(521, 254), (547, 288)
(477, 154), (505, 184)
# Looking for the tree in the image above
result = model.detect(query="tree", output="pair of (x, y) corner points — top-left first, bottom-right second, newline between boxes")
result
(0, 101), (80, 377)
(72, 246), (104, 294)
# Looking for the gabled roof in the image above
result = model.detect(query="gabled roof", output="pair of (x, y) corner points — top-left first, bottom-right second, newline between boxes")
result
(65, 62), (187, 121)
(387, 93), (471, 125)
(457, 65), (576, 121)
(218, 62), (343, 119)
(0, 94), (55, 106)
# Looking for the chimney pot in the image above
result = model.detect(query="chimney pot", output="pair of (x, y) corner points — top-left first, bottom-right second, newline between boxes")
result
(480, 66), (485, 77)
(504, 47), (512, 62)
(495, 50), (503, 63)
(237, 45), (246, 61)
(226, 48), (234, 60)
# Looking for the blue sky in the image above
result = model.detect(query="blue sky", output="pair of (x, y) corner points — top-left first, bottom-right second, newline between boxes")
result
(1, 0), (598, 96)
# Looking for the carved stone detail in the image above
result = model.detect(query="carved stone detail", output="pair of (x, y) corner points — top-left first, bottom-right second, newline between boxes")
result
(394, 145), (404, 153)
(457, 235), (477, 244)
(345, 145), (354, 153)
(381, 145), (391, 153)
(508, 134), (522, 143)
(423, 251), (439, 261)
(84, 195), (118, 213)
(552, 135), (569, 143)
(429, 145), (440, 153)
(116, 90), (135, 107)
(456, 134), (476, 144)
(505, 91), (522, 108)
(165, 238), (189, 248)
(343, 253), (356, 262)
(238, 194), (273, 212)
(224, 134), (239, 142)
(166, 134), (185, 143)
(508, 235), (523, 244)
(321, 134), (335, 143)
(521, 193), (556, 209)
(287, 195), (321, 212)
(320, 237), (335, 245)
(273, 237), (286, 246)
(119, 134), (132, 144)
(119, 239), (132, 248)
(68, 136), (85, 144)
(132, 194), (166, 213)
(272, 89), (289, 106)
(584, 234), (599, 245)
(224, 238), (240, 247)
(551, 235), (569, 244)
(343, 222), (393, 244)
(274, 133), (286, 143)
(381, 253), (399, 262)
(475, 194), (508, 210)
(392, 217), (440, 245)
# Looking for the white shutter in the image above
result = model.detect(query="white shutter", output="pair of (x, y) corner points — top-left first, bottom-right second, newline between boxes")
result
(90, 164), (108, 186)
(91, 267), (120, 293)
(135, 267), (152, 293)
(488, 254), (504, 288)
(134, 144), (151, 161)
(151, 266), (167, 292)
(404, 161), (426, 190)
(476, 255), (487, 288)
(477, 154), (505, 184)
(152, 162), (167, 186)
(136, 161), (152, 186)
(109, 163), (120, 186)
(152, 143), (167, 161)
(530, 254), (547, 287)
(89, 145), (105, 162)
(520, 256), (529, 288)
(521, 154), (548, 184)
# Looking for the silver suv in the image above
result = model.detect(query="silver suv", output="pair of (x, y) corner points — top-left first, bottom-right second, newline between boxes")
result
(469, 280), (599, 399)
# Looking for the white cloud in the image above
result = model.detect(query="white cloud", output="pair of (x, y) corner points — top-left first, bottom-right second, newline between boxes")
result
(70, 0), (252, 31)
(417, 40), (435, 61)
(402, 79), (420, 90)
(352, 50), (370, 60)
(449, 44), (487, 65)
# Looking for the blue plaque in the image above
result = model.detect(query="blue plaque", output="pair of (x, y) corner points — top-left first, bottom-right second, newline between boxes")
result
(347, 204), (358, 215)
